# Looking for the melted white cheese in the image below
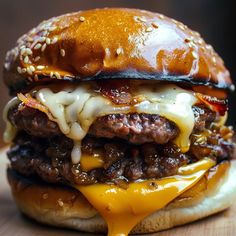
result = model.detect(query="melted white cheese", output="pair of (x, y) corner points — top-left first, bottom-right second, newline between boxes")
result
(133, 85), (197, 152)
(3, 97), (19, 143)
(4, 83), (198, 164)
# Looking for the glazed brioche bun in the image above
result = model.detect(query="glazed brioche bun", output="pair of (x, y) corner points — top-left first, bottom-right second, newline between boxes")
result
(4, 8), (236, 235)
(7, 161), (236, 234)
(3, 8), (233, 95)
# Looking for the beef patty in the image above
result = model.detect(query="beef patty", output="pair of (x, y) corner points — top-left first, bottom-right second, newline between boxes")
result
(8, 104), (215, 144)
(8, 133), (190, 186)
(8, 128), (234, 186)
(7, 102), (234, 186)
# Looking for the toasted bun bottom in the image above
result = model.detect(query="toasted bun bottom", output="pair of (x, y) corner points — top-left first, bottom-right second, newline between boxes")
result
(7, 161), (236, 234)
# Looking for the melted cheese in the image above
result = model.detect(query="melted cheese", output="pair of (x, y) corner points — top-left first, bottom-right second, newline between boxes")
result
(3, 97), (19, 143)
(133, 85), (197, 152)
(35, 84), (197, 163)
(4, 83), (197, 163)
(77, 158), (215, 236)
(71, 141), (82, 164)
(80, 152), (104, 171)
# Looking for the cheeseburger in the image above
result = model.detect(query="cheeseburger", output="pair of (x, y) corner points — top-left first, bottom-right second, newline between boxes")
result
(3, 8), (236, 235)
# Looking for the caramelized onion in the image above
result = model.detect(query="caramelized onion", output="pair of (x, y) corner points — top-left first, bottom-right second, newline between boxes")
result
(17, 93), (55, 121)
(196, 93), (227, 116)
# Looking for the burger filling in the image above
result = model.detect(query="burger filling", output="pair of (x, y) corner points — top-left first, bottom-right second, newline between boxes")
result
(4, 81), (235, 187)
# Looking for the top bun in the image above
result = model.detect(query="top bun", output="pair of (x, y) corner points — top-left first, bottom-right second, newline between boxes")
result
(3, 8), (233, 94)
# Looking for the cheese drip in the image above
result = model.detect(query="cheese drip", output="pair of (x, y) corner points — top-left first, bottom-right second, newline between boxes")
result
(133, 85), (197, 152)
(77, 158), (215, 236)
(3, 97), (19, 143)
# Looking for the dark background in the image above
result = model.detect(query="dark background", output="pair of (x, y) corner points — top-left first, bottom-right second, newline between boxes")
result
(0, 0), (235, 137)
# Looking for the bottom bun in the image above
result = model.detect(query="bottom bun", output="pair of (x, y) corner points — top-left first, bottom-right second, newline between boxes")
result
(7, 160), (236, 234)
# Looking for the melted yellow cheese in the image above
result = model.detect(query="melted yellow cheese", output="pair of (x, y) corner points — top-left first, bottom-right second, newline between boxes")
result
(3, 83), (197, 163)
(77, 158), (215, 236)
(80, 152), (104, 171)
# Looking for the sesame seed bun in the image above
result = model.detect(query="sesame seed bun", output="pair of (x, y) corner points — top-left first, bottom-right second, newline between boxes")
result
(7, 160), (236, 234)
(3, 8), (233, 95)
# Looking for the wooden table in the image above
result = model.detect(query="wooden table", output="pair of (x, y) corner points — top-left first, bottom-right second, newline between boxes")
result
(1, 147), (236, 236)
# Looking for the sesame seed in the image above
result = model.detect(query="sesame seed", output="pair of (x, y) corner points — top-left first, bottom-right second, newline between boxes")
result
(41, 43), (47, 52)
(24, 56), (29, 64)
(27, 77), (33, 82)
(136, 16), (147, 22)
(49, 26), (57, 31)
(50, 72), (54, 78)
(60, 49), (66, 57)
(178, 24), (185, 30)
(54, 72), (61, 79)
(46, 38), (51, 45)
(53, 18), (60, 23)
(172, 19), (178, 24)
(17, 66), (22, 74)
(189, 41), (196, 48)
(159, 14), (164, 19)
(79, 16), (85, 22)
(29, 65), (35, 72)
(4, 62), (10, 70)
(27, 67), (33, 75)
(51, 37), (58, 44)
(192, 51), (198, 59)
(58, 199), (64, 207)
(22, 68), (27, 73)
(34, 43), (42, 50)
(25, 48), (33, 55)
(212, 56), (216, 64)
(20, 45), (26, 50)
(20, 48), (27, 56)
(146, 27), (153, 32)
(198, 39), (204, 45)
(206, 44), (213, 50)
(152, 22), (159, 28)
(37, 65), (45, 70)
(116, 47), (123, 56)
(42, 193), (48, 200)
(140, 17), (147, 22)
(34, 74), (39, 81)
(38, 37), (46, 43)
(34, 56), (40, 62)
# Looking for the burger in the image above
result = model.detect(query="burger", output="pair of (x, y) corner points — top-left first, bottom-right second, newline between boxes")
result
(3, 8), (236, 235)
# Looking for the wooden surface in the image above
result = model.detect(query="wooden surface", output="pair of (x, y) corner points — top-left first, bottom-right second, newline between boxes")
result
(0, 147), (236, 236)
